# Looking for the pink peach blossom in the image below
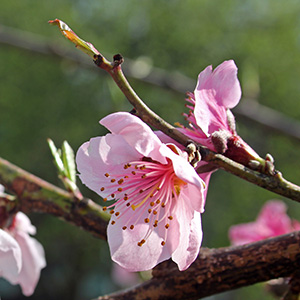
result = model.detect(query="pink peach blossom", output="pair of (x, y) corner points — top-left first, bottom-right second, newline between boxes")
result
(229, 200), (300, 246)
(76, 112), (206, 271)
(0, 229), (22, 282)
(0, 212), (46, 296)
(181, 60), (261, 166)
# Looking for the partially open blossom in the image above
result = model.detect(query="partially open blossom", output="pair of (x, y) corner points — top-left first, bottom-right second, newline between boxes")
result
(0, 212), (46, 296)
(229, 200), (300, 246)
(76, 112), (206, 271)
(181, 60), (262, 167)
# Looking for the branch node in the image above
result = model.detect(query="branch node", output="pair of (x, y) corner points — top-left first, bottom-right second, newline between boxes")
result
(94, 54), (104, 66)
(113, 53), (124, 67)
(129, 108), (137, 115)
(185, 141), (201, 167)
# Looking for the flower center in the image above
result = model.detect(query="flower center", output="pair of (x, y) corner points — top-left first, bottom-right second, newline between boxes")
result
(100, 157), (186, 247)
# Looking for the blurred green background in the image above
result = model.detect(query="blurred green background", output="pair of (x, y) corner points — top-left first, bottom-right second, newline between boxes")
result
(1, 0), (300, 299)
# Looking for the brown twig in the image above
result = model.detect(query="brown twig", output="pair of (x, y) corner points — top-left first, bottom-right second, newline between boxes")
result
(1, 155), (300, 300)
(281, 271), (300, 300)
(95, 231), (300, 300)
(93, 54), (300, 202)
(1, 24), (300, 141)
(0, 157), (108, 240)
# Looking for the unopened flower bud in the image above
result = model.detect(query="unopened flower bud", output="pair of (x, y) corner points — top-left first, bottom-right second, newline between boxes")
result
(224, 135), (263, 167)
(211, 130), (231, 154)
(265, 153), (274, 163)
(249, 160), (262, 170)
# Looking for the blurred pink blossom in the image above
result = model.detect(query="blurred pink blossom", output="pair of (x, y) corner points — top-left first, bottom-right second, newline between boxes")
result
(181, 60), (261, 167)
(229, 200), (300, 246)
(76, 112), (206, 271)
(0, 212), (46, 296)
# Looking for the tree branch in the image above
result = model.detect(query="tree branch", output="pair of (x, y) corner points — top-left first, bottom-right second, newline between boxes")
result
(3, 24), (300, 203)
(0, 157), (108, 240)
(2, 23), (300, 142)
(93, 54), (300, 203)
(95, 231), (300, 300)
(1, 155), (300, 300)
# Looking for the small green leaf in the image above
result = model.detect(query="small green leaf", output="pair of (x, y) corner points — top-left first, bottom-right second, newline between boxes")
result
(62, 140), (76, 183)
(47, 138), (64, 174)
(48, 19), (100, 58)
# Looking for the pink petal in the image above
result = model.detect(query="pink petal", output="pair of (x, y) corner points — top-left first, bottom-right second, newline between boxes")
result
(0, 230), (22, 281)
(100, 112), (166, 164)
(111, 263), (139, 287)
(257, 200), (293, 236)
(108, 212), (180, 271)
(196, 65), (213, 89)
(229, 200), (298, 246)
(12, 231), (46, 296)
(209, 60), (242, 109)
(193, 60), (241, 136)
(194, 90), (229, 137)
(160, 144), (204, 189)
(172, 209), (202, 271)
(229, 222), (267, 245)
(159, 144), (205, 212)
(292, 220), (300, 231)
(197, 164), (214, 203)
(13, 212), (36, 235)
(76, 135), (141, 197)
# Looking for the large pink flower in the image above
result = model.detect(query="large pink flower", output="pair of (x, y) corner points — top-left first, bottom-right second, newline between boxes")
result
(229, 200), (300, 246)
(0, 212), (46, 296)
(181, 60), (261, 166)
(76, 112), (206, 271)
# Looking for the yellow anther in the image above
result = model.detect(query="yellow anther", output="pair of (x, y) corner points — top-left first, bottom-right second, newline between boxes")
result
(131, 184), (159, 211)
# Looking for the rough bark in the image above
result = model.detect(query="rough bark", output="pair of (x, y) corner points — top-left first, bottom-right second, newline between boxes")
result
(96, 232), (300, 300)
(0, 157), (108, 240)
